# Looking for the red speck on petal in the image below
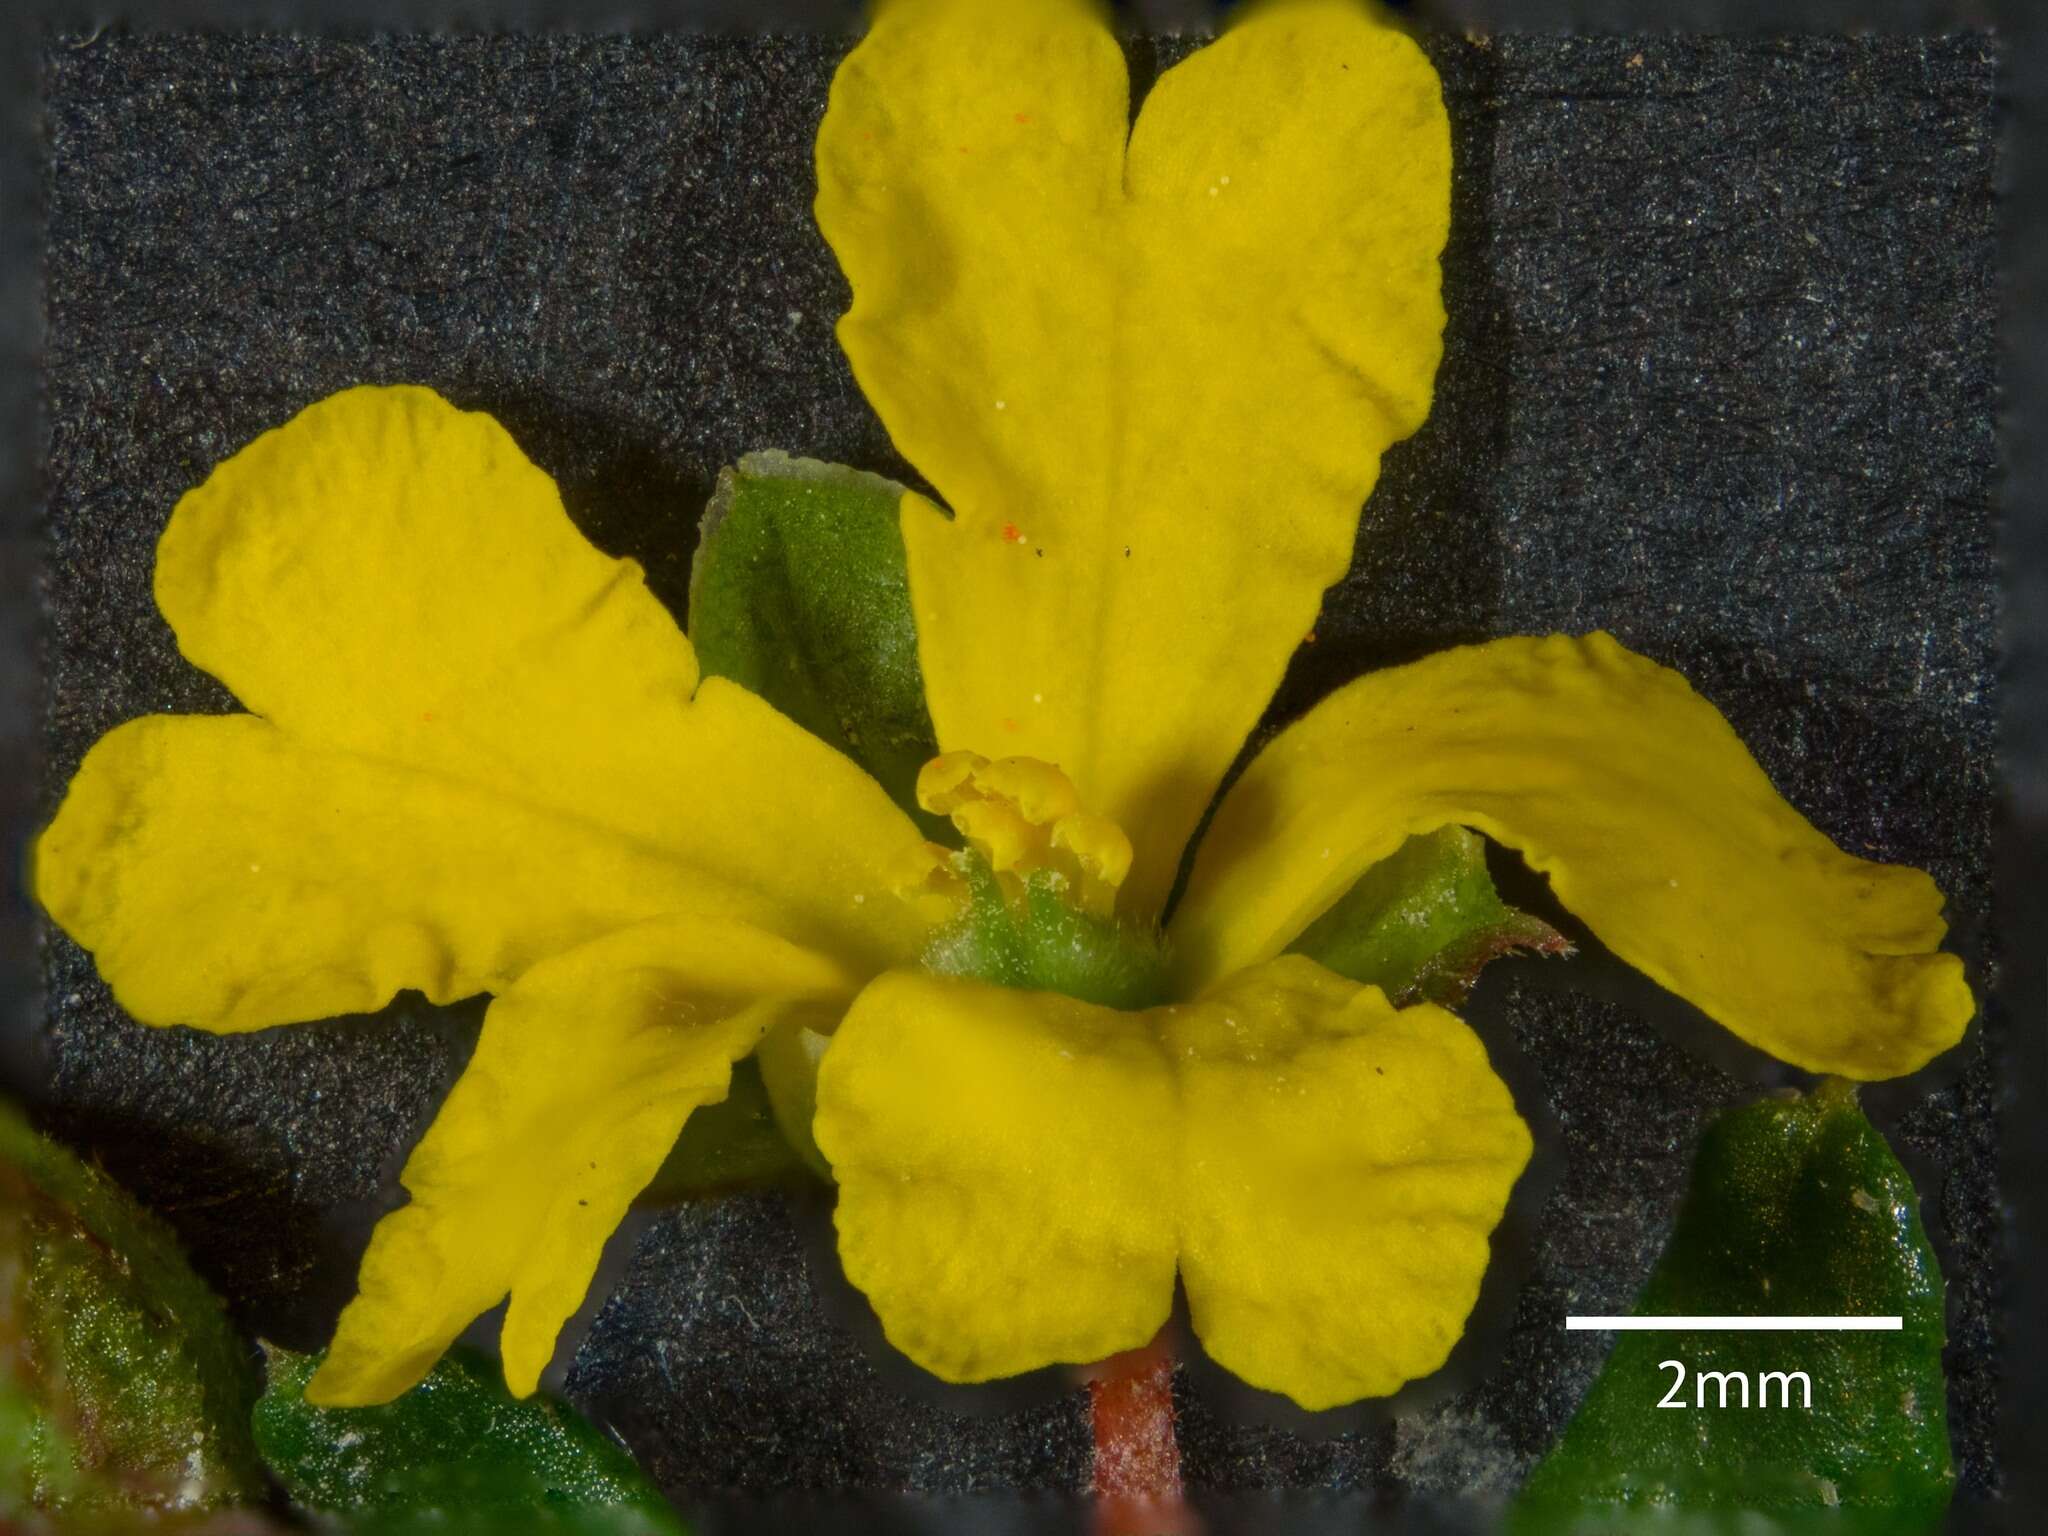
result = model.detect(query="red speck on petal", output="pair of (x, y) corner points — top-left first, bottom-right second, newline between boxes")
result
(1002, 717), (1021, 733)
(1015, 112), (1033, 125)
(1001, 522), (1025, 544)
(420, 711), (437, 722)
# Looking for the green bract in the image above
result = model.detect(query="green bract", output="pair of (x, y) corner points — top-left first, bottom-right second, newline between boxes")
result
(254, 1345), (683, 1533)
(1518, 1081), (1952, 1525)
(689, 451), (941, 830)
(1291, 824), (1566, 1005)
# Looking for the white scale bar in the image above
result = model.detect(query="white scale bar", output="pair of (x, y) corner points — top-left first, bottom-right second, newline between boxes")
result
(1566, 1315), (1901, 1331)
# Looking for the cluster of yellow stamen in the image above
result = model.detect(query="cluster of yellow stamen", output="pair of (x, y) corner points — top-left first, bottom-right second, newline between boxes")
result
(894, 751), (1133, 920)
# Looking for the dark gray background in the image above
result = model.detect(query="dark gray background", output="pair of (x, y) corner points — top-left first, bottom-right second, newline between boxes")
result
(8, 4), (2041, 1531)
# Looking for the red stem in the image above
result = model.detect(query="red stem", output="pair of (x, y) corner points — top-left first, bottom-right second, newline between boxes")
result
(1086, 1331), (1200, 1536)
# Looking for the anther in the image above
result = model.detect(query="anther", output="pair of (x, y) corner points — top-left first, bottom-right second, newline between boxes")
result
(903, 750), (1134, 919)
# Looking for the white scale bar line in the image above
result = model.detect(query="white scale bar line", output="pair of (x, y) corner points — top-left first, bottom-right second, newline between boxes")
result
(1566, 1315), (1901, 1331)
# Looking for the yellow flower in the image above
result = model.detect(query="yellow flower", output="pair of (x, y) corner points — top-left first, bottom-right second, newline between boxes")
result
(30, 0), (1972, 1417)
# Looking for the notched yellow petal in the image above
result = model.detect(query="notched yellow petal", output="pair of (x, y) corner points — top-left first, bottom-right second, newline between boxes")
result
(821, 0), (1450, 916)
(1173, 633), (1973, 1080)
(309, 918), (857, 1407)
(815, 958), (1529, 1409)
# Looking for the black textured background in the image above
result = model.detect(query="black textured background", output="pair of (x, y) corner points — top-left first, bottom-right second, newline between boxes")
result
(24, 23), (2009, 1533)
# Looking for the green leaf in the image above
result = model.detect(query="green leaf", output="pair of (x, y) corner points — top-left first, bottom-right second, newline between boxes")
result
(689, 451), (940, 829)
(1289, 825), (1567, 1005)
(253, 1344), (684, 1534)
(1517, 1081), (1953, 1528)
(0, 1104), (266, 1518)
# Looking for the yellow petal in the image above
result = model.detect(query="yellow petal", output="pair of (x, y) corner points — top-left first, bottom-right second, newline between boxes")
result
(308, 918), (856, 1406)
(1172, 634), (1973, 1080)
(35, 386), (927, 1029)
(814, 970), (1179, 1381)
(1166, 958), (1531, 1410)
(815, 958), (1527, 1408)
(819, 0), (1448, 915)
(33, 715), (710, 1031)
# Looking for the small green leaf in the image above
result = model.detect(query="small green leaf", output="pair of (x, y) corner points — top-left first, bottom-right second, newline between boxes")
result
(689, 451), (940, 829)
(253, 1345), (683, 1534)
(1290, 825), (1567, 1005)
(1517, 1081), (1953, 1527)
(924, 856), (1170, 1011)
(0, 1104), (266, 1518)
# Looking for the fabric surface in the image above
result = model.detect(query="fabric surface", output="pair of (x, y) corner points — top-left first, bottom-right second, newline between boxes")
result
(34, 28), (1999, 1509)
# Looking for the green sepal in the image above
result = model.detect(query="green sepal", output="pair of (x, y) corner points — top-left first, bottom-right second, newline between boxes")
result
(924, 856), (1170, 1012)
(0, 1103), (266, 1518)
(689, 451), (941, 831)
(1516, 1081), (1953, 1527)
(637, 1058), (808, 1202)
(253, 1344), (684, 1534)
(1290, 825), (1567, 1005)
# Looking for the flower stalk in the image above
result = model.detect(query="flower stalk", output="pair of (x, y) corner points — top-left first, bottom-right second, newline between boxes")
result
(1087, 1333), (1196, 1536)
